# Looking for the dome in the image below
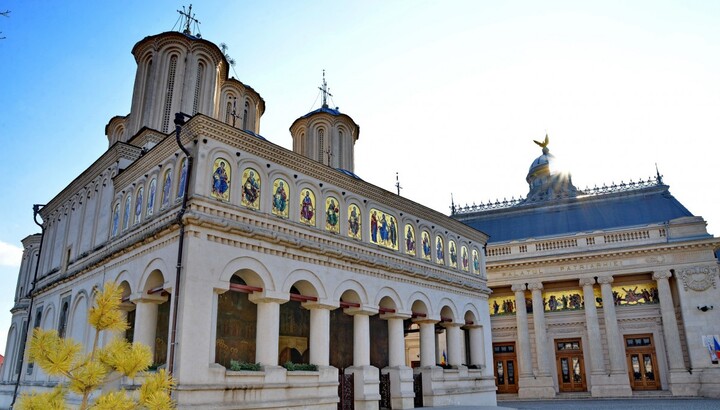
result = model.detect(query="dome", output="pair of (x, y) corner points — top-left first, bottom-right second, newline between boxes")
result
(524, 136), (579, 202)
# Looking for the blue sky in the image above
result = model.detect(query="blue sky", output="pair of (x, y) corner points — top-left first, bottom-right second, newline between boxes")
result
(1, 1), (719, 353)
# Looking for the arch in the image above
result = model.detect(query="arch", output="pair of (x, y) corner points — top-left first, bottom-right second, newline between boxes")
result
(139, 258), (170, 292)
(438, 299), (460, 322)
(41, 304), (56, 330)
(219, 256), (275, 291)
(408, 292), (432, 315)
(462, 304), (479, 325)
(333, 279), (369, 305)
(3, 324), (17, 380)
(374, 287), (404, 311)
(282, 269), (326, 299)
(68, 291), (89, 343)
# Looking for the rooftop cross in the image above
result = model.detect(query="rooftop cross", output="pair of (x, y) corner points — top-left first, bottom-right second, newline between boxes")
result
(177, 4), (201, 36)
(318, 69), (333, 108)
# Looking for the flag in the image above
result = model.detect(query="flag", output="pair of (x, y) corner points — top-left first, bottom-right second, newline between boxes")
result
(714, 337), (720, 361)
(441, 350), (448, 365)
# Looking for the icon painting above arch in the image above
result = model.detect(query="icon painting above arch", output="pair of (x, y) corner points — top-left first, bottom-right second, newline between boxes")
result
(211, 158), (231, 202)
(369, 208), (398, 250)
(241, 167), (261, 209)
(272, 178), (289, 218)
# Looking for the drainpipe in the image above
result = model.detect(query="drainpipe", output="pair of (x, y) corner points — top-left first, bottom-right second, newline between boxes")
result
(10, 204), (45, 409)
(167, 112), (192, 376)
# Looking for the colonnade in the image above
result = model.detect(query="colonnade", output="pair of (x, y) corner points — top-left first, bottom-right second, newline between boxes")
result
(508, 270), (685, 398)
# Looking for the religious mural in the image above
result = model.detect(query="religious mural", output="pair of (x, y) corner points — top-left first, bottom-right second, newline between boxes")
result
(369, 209), (399, 250)
(325, 197), (340, 233)
(610, 283), (659, 306)
(111, 203), (120, 237)
(161, 169), (172, 209)
(241, 168), (261, 209)
(435, 236), (445, 264)
(449, 240), (458, 268)
(542, 289), (585, 312)
(299, 189), (316, 226)
(405, 224), (416, 256)
(177, 158), (188, 200)
(472, 249), (481, 274)
(123, 195), (132, 231)
(134, 186), (144, 225)
(461, 246), (469, 271)
(489, 295), (516, 316)
(146, 177), (156, 217)
(271, 178), (289, 218)
(421, 230), (432, 260)
(211, 158), (231, 202)
(347, 204), (361, 239)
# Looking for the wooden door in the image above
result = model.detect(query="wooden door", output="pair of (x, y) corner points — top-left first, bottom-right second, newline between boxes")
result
(555, 339), (587, 392)
(493, 343), (518, 394)
(625, 334), (660, 390)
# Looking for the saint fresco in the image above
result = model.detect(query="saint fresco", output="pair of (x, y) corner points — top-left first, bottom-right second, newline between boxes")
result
(435, 236), (445, 264)
(211, 158), (231, 202)
(405, 224), (416, 255)
(369, 208), (398, 250)
(272, 178), (289, 218)
(241, 168), (261, 209)
(348, 204), (361, 239)
(134, 186), (144, 225)
(161, 169), (172, 209)
(449, 240), (458, 268)
(421, 231), (432, 260)
(325, 197), (340, 233)
(300, 189), (316, 225)
(461, 246), (469, 271)
(146, 177), (156, 217)
(177, 158), (188, 200)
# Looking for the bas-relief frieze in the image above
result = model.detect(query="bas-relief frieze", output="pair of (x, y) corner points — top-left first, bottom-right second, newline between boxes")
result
(678, 265), (719, 292)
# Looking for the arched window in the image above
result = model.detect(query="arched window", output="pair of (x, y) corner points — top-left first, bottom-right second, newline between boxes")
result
(161, 55), (178, 133)
(318, 129), (325, 164)
(141, 59), (153, 122)
(225, 100), (232, 124)
(58, 295), (71, 338)
(338, 130), (344, 166)
(192, 62), (204, 114)
(242, 101), (249, 130)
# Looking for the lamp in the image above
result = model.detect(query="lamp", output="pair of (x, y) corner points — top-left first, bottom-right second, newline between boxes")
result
(697, 306), (714, 312)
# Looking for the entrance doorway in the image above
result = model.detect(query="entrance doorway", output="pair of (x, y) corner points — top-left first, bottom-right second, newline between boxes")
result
(555, 339), (586, 392)
(493, 342), (518, 394)
(625, 334), (660, 390)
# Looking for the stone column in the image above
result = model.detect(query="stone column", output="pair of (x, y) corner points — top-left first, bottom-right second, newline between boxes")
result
(132, 297), (162, 354)
(345, 306), (380, 410)
(248, 293), (285, 367)
(511, 283), (533, 378)
(580, 278), (605, 375)
(597, 276), (632, 396)
(444, 322), (464, 367)
(528, 282), (551, 377)
(382, 311), (414, 409)
(653, 270), (695, 395)
(467, 325), (486, 369)
(304, 301), (336, 367)
(418, 320), (438, 368)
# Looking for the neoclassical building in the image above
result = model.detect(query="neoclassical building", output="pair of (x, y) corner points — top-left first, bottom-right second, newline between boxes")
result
(0, 21), (496, 410)
(453, 140), (720, 398)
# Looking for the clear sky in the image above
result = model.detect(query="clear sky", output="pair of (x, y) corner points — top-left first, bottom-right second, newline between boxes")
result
(1, 1), (719, 354)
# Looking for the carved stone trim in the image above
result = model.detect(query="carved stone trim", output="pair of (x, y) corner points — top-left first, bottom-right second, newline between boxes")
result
(527, 282), (544, 291)
(597, 276), (614, 285)
(511, 283), (526, 292)
(678, 265), (718, 292)
(579, 277), (596, 287)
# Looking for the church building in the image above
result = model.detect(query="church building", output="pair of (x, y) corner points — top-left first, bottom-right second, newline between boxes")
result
(452, 138), (720, 398)
(0, 14), (496, 410)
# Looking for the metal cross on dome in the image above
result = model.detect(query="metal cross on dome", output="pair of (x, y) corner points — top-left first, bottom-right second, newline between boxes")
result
(318, 70), (333, 108)
(177, 4), (201, 36)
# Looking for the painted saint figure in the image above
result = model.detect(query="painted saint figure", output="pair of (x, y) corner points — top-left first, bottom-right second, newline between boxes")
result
(134, 187), (144, 224)
(462, 247), (469, 270)
(161, 170), (172, 209)
(422, 232), (431, 259)
(300, 190), (314, 222)
(146, 178), (156, 216)
(472, 250), (480, 273)
(405, 226), (415, 254)
(177, 158), (188, 199)
(436, 238), (444, 263)
(111, 203), (120, 237)
(212, 161), (230, 197)
(449, 242), (457, 266)
(379, 214), (389, 244)
(371, 211), (378, 242)
(389, 218), (397, 247)
(243, 170), (260, 206)
(348, 205), (361, 238)
(273, 181), (287, 213)
(326, 199), (339, 230)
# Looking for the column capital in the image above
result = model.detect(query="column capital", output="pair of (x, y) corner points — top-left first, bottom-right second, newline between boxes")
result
(652, 270), (672, 281)
(579, 277), (596, 287)
(344, 305), (378, 316)
(302, 300), (339, 311)
(597, 276), (614, 285)
(248, 290), (289, 304)
(511, 283), (527, 292)
(527, 281), (544, 291)
(441, 320), (464, 328)
(129, 293), (166, 304)
(380, 310), (412, 320)
(413, 316), (440, 325)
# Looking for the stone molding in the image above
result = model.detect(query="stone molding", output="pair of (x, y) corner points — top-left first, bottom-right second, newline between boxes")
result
(527, 282), (543, 291)
(511, 283), (527, 292)
(579, 277), (596, 287)
(678, 265), (718, 292)
(652, 270), (672, 281)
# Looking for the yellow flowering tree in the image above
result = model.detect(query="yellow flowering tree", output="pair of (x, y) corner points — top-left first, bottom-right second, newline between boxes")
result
(17, 282), (175, 410)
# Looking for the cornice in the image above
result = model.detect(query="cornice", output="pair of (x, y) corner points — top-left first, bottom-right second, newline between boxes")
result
(185, 115), (487, 244)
